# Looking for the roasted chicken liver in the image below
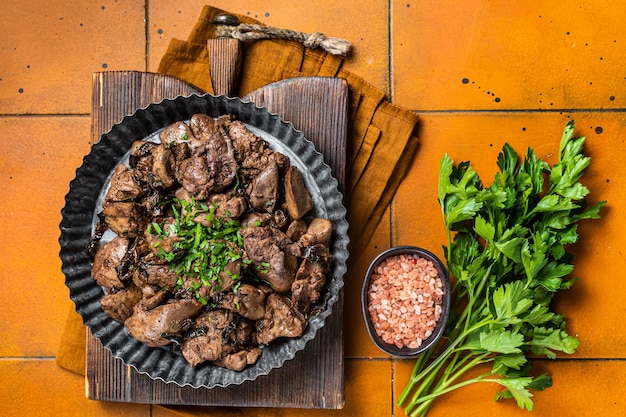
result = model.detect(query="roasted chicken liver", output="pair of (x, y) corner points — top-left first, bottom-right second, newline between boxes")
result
(90, 114), (335, 371)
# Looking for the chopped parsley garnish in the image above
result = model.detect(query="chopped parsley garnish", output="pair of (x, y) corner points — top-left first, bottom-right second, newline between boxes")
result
(147, 197), (248, 304)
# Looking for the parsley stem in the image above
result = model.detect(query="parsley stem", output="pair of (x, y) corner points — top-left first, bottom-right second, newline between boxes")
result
(399, 342), (439, 409)
(409, 373), (493, 417)
(406, 352), (448, 412)
(408, 352), (492, 417)
(409, 348), (431, 379)
(400, 316), (495, 413)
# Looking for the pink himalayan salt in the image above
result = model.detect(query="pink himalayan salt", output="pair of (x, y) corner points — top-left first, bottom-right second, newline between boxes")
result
(367, 253), (444, 350)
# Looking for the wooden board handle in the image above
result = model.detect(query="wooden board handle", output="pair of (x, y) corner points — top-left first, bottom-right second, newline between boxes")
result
(207, 38), (242, 96)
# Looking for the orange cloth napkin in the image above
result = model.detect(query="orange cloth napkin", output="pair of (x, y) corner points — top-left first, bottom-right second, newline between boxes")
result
(56, 4), (420, 386)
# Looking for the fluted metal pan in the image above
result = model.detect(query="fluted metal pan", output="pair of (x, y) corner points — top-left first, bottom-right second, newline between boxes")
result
(59, 94), (349, 388)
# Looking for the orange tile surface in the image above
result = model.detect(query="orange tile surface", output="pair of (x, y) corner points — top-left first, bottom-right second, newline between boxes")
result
(0, 0), (146, 114)
(0, 360), (149, 416)
(2, 1), (625, 416)
(0, 116), (92, 356)
(392, 1), (626, 111)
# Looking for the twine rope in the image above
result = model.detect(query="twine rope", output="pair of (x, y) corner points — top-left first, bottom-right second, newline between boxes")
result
(216, 23), (351, 57)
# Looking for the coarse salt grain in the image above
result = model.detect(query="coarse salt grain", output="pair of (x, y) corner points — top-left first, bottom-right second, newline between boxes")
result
(367, 253), (444, 350)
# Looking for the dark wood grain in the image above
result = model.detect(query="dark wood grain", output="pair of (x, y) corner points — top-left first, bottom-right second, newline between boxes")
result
(87, 70), (348, 409)
(207, 38), (242, 97)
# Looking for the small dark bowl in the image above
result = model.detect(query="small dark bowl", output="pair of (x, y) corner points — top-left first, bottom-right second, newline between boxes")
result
(361, 246), (451, 358)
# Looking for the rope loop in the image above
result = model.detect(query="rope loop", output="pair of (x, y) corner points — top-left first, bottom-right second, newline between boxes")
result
(216, 23), (351, 57)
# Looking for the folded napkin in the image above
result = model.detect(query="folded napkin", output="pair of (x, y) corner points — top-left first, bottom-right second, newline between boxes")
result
(56, 4), (419, 381)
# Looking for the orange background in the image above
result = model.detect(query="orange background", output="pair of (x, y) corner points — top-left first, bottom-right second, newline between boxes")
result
(1, 1), (624, 416)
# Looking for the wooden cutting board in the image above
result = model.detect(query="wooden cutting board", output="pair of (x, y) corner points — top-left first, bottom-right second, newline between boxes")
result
(86, 70), (348, 409)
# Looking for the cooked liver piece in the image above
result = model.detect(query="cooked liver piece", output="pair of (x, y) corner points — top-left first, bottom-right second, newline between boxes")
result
(92, 236), (130, 289)
(256, 293), (306, 345)
(248, 161), (279, 213)
(240, 226), (298, 293)
(291, 244), (335, 313)
(181, 309), (255, 368)
(125, 298), (203, 347)
(284, 166), (313, 220)
(102, 201), (145, 238)
(100, 284), (143, 323)
(104, 164), (145, 202)
(214, 284), (267, 320)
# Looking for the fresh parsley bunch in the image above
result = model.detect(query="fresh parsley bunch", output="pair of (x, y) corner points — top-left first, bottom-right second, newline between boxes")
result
(398, 121), (606, 416)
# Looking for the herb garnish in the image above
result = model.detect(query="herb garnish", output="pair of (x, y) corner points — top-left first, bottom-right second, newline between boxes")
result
(147, 197), (248, 304)
(398, 121), (606, 416)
